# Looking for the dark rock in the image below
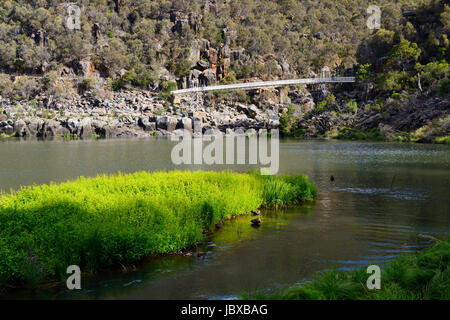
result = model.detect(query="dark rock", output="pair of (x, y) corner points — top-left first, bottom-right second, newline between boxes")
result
(195, 60), (209, 71)
(172, 18), (189, 34)
(79, 118), (93, 137)
(156, 116), (177, 132)
(13, 120), (29, 137)
(251, 218), (261, 226)
(1, 125), (13, 135)
(28, 119), (45, 136)
(71, 60), (94, 78)
(42, 120), (69, 137)
(199, 68), (216, 86)
(180, 117), (192, 131)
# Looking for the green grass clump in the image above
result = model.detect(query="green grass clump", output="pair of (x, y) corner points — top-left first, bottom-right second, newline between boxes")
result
(0, 170), (315, 288)
(435, 135), (450, 145)
(337, 127), (385, 141)
(243, 237), (450, 300)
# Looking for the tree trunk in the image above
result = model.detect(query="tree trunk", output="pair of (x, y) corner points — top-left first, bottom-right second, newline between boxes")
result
(417, 72), (422, 92)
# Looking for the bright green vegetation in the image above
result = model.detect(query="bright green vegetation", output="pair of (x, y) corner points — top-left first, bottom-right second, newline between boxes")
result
(243, 237), (450, 300)
(0, 132), (19, 138)
(0, 171), (316, 288)
(409, 115), (450, 143)
(435, 135), (450, 144)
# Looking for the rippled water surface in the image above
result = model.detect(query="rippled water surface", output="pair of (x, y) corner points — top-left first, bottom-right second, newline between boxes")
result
(0, 139), (448, 299)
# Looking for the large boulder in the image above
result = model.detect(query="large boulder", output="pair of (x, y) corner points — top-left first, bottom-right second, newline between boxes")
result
(200, 39), (210, 52)
(188, 41), (201, 65)
(0, 125), (13, 135)
(195, 60), (209, 71)
(72, 60), (95, 78)
(190, 69), (202, 79)
(172, 18), (189, 34)
(79, 118), (93, 137)
(27, 119), (45, 136)
(13, 120), (29, 137)
(156, 116), (177, 132)
(138, 116), (156, 132)
(190, 111), (207, 123)
(199, 69), (216, 86)
(208, 48), (219, 65)
(42, 119), (69, 137)
(268, 119), (280, 129)
(177, 117), (192, 131)
(67, 118), (78, 134)
(237, 104), (260, 119)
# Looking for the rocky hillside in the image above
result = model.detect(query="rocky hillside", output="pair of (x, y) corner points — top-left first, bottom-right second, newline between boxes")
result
(0, 0), (440, 96)
(0, 0), (449, 143)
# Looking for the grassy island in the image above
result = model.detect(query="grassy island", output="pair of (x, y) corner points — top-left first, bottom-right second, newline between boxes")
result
(0, 170), (316, 288)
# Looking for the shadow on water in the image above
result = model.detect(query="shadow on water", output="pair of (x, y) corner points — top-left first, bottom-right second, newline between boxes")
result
(0, 139), (449, 299)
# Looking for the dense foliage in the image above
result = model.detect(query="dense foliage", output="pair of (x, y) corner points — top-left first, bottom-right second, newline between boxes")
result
(0, 170), (316, 288)
(0, 0), (448, 99)
(243, 237), (450, 300)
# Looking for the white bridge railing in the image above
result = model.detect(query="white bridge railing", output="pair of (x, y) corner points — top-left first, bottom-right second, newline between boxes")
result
(171, 77), (355, 95)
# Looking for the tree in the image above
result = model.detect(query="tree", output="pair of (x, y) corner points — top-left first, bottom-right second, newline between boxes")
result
(100, 38), (128, 76)
(356, 64), (371, 81)
(0, 40), (16, 69)
(385, 40), (421, 73)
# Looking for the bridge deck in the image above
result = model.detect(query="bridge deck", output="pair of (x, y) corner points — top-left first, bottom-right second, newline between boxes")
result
(171, 77), (355, 95)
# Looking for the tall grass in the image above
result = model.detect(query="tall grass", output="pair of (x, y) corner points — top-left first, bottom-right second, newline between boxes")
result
(243, 237), (450, 300)
(0, 170), (315, 287)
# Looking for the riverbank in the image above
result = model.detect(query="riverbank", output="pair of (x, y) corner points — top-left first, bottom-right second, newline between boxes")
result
(243, 237), (449, 300)
(1, 85), (448, 144)
(0, 170), (316, 290)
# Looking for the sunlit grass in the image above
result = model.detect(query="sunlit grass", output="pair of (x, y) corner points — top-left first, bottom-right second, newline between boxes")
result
(0, 170), (316, 287)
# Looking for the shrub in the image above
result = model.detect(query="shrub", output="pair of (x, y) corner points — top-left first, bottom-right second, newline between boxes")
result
(437, 78), (450, 95)
(158, 80), (178, 100)
(345, 99), (358, 113)
(12, 76), (41, 101)
(435, 135), (450, 144)
(79, 77), (97, 92)
(0, 74), (13, 98)
(337, 127), (385, 141)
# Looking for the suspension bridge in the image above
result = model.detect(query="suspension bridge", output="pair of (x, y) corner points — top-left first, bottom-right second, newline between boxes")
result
(171, 77), (356, 95)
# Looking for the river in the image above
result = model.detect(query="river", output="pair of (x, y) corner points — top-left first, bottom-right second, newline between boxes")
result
(0, 138), (448, 299)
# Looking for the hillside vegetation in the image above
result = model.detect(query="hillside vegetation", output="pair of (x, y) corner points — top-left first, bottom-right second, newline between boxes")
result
(0, 0), (448, 99)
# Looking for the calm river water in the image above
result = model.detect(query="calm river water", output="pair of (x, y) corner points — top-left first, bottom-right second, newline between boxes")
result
(0, 138), (449, 299)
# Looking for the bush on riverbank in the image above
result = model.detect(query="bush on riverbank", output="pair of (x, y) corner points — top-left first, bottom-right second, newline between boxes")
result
(0, 171), (316, 288)
(337, 127), (385, 141)
(242, 237), (450, 300)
